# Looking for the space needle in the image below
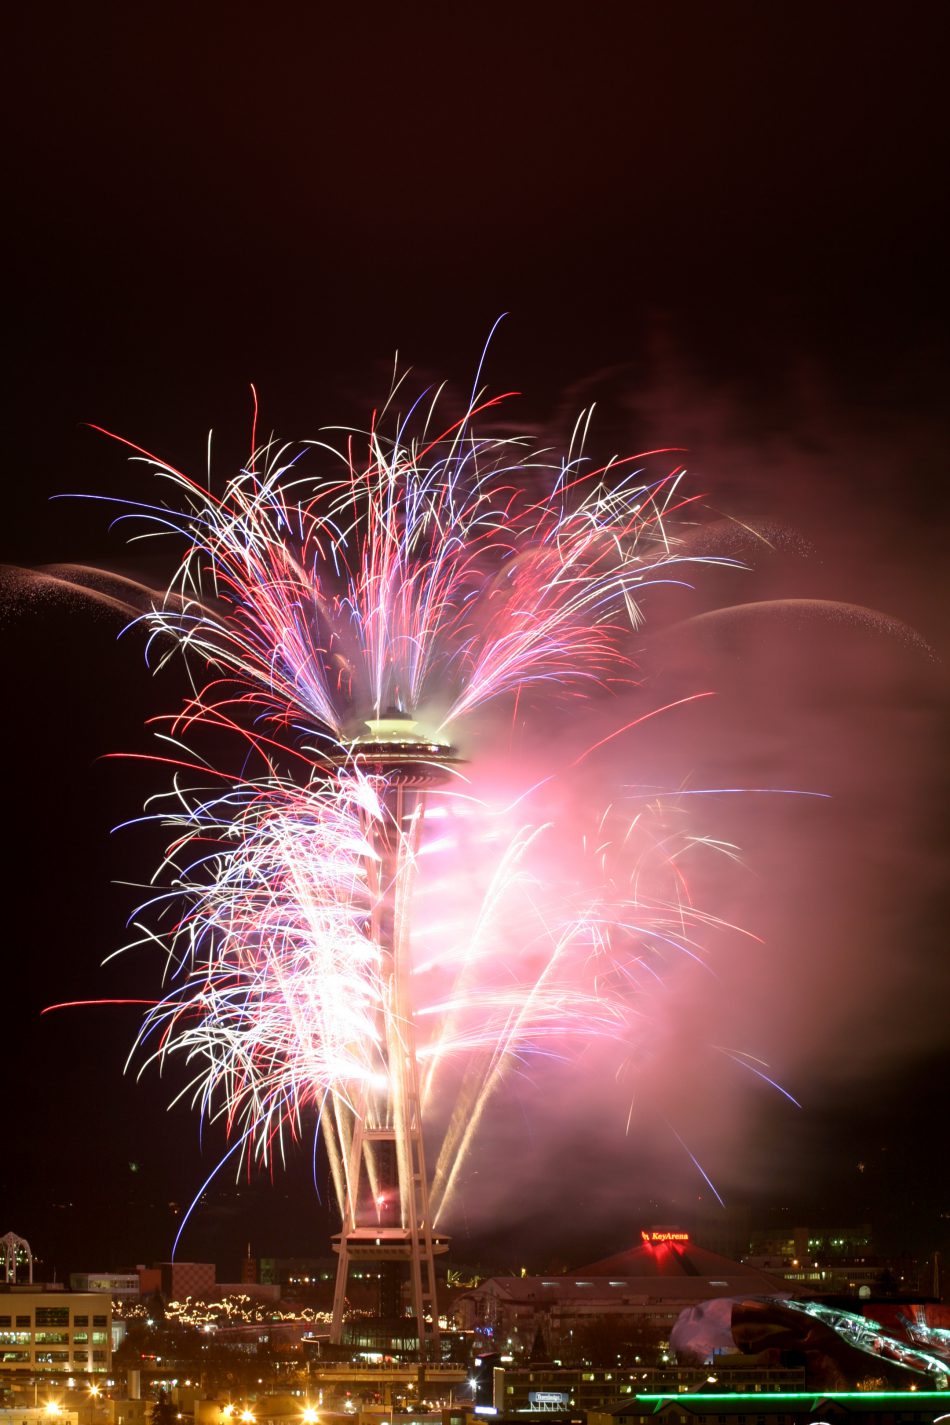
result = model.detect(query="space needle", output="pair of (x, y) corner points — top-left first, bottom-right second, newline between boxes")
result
(329, 711), (458, 1356)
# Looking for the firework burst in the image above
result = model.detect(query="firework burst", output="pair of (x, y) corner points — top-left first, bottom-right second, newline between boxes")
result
(65, 369), (801, 1274)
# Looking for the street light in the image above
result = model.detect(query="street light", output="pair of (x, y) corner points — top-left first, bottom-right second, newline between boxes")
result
(302, 1409), (319, 1424)
(88, 1383), (104, 1425)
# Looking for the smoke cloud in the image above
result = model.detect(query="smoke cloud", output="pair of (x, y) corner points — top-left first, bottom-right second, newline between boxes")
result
(419, 348), (948, 1255)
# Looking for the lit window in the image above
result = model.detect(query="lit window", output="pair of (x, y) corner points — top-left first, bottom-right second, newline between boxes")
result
(36, 1309), (70, 1328)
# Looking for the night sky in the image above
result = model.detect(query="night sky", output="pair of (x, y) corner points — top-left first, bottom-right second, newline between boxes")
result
(3, 4), (948, 1282)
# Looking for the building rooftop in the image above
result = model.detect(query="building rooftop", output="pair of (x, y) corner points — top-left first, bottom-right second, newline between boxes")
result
(578, 1237), (784, 1292)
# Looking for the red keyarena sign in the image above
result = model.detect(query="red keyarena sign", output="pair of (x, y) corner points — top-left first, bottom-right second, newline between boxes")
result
(641, 1230), (690, 1243)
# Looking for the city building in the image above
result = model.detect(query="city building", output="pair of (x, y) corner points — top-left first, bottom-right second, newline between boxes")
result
(486, 1362), (806, 1412)
(0, 1290), (112, 1376)
(69, 1276), (140, 1302)
(603, 1392), (950, 1423)
(258, 1258), (338, 1291)
(453, 1233), (785, 1353)
(742, 1224), (938, 1299)
(0, 1411), (79, 1425)
(138, 1264), (215, 1300)
(136, 1264), (279, 1305)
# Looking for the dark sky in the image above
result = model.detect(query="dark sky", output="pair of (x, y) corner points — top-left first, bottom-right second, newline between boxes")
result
(2, 3), (948, 1280)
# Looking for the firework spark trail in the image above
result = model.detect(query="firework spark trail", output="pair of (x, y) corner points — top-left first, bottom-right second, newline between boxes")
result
(127, 773), (389, 1164)
(63, 376), (821, 1225)
(131, 761), (732, 1193)
(418, 785), (746, 1221)
(159, 743), (829, 1221)
(86, 401), (739, 745)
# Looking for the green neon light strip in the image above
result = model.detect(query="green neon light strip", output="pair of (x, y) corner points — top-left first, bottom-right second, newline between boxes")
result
(634, 1391), (950, 1401)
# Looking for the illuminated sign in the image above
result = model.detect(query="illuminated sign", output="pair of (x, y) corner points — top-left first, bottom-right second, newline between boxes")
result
(641, 1229), (690, 1243)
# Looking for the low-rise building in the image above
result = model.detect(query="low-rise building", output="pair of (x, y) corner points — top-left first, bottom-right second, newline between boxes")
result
(0, 1290), (112, 1377)
(454, 1235), (786, 1353)
(0, 1410), (79, 1425)
(69, 1276), (140, 1302)
(493, 1363), (805, 1411)
(606, 1391), (950, 1423)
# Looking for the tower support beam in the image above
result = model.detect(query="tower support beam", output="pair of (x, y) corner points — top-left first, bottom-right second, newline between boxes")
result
(327, 716), (456, 1356)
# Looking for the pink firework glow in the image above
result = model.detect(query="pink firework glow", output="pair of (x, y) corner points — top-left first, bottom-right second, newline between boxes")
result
(50, 366), (889, 1242)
